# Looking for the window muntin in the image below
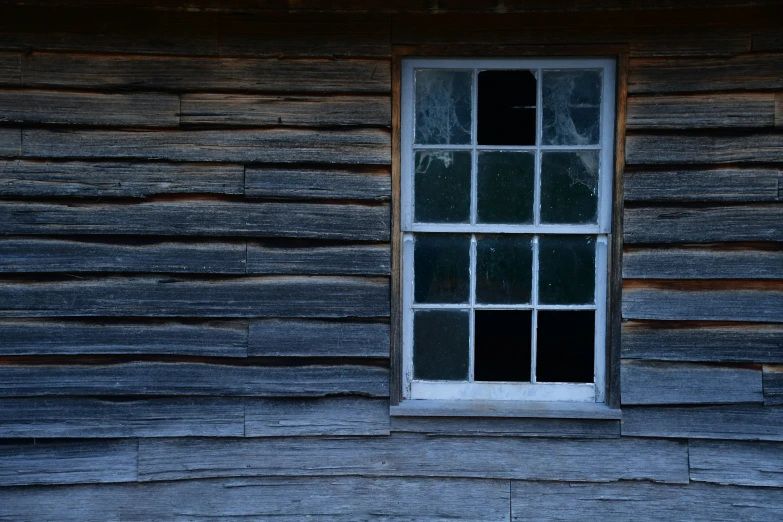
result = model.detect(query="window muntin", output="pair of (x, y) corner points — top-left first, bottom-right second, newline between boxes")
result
(401, 58), (616, 402)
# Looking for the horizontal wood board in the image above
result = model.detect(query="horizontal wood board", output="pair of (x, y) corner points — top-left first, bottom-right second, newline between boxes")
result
(623, 247), (783, 279)
(248, 319), (390, 357)
(622, 405), (783, 440)
(623, 168), (781, 202)
(689, 439), (783, 487)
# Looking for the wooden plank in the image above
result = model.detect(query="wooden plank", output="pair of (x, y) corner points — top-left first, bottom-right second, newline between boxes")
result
(690, 439), (783, 487)
(624, 205), (782, 243)
(763, 365), (783, 405)
(0, 476), (510, 522)
(0, 200), (390, 241)
(627, 93), (776, 129)
(511, 481), (783, 522)
(626, 133), (783, 164)
(0, 160), (244, 197)
(245, 397), (390, 436)
(249, 319), (389, 357)
(0, 440), (137, 486)
(0, 238), (247, 274)
(628, 54), (783, 94)
(138, 434), (688, 483)
(0, 128), (21, 157)
(0, 275), (390, 318)
(0, 362), (389, 398)
(622, 321), (783, 363)
(0, 319), (248, 356)
(622, 405), (783, 440)
(390, 400), (622, 420)
(246, 242), (390, 275)
(620, 360), (762, 405)
(624, 168), (780, 202)
(23, 53), (391, 93)
(623, 246), (783, 279)
(0, 90), (179, 127)
(753, 30), (783, 51)
(181, 94), (390, 127)
(0, 397), (244, 438)
(244, 167), (391, 200)
(22, 128), (391, 165)
(391, 416), (620, 438)
(0, 52), (21, 84)
(777, 92), (783, 128)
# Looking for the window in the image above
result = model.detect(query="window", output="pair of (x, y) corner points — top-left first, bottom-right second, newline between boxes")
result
(400, 58), (616, 403)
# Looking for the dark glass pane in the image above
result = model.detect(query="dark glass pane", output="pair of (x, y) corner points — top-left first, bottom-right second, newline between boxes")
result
(478, 70), (536, 145)
(477, 151), (535, 224)
(540, 151), (599, 224)
(414, 150), (471, 223)
(536, 310), (595, 383)
(538, 235), (595, 305)
(414, 310), (469, 380)
(415, 69), (472, 145)
(414, 234), (470, 304)
(542, 69), (602, 146)
(475, 310), (532, 382)
(476, 235), (533, 304)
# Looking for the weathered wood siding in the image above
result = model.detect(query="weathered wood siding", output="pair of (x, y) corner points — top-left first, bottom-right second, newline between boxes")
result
(0, 3), (781, 520)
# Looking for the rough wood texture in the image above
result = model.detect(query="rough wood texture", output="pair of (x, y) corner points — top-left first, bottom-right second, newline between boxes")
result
(0, 362), (389, 397)
(0, 160), (244, 197)
(138, 434), (688, 483)
(623, 246), (783, 279)
(753, 30), (783, 52)
(0, 200), (391, 240)
(0, 238), (247, 274)
(244, 167), (391, 200)
(0, 440), (137, 486)
(776, 92), (782, 127)
(624, 168), (781, 202)
(391, 417), (620, 438)
(390, 400), (621, 419)
(23, 53), (391, 93)
(0, 90), (179, 127)
(626, 133), (783, 164)
(624, 205), (782, 243)
(627, 93), (776, 129)
(622, 322), (783, 363)
(763, 365), (783, 405)
(245, 397), (390, 436)
(628, 53), (783, 93)
(22, 128), (391, 164)
(622, 405), (783, 440)
(0, 397), (244, 438)
(0, 52), (21, 84)
(0, 128), (21, 157)
(621, 360), (762, 405)
(0, 276), (390, 318)
(0, 319), (248, 356)
(181, 94), (390, 127)
(0, 477), (511, 522)
(249, 319), (389, 357)
(690, 440), (783, 487)
(511, 481), (783, 521)
(247, 242), (389, 275)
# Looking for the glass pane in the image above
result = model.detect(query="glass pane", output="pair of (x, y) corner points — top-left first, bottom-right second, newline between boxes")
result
(540, 151), (599, 224)
(538, 235), (595, 305)
(542, 69), (602, 146)
(414, 310), (469, 380)
(414, 69), (472, 145)
(477, 151), (535, 224)
(474, 310), (532, 382)
(476, 235), (533, 304)
(414, 150), (471, 223)
(478, 70), (537, 145)
(536, 310), (595, 383)
(414, 234), (470, 304)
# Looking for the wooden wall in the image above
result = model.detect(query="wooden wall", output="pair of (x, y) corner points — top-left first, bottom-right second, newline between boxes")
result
(0, 3), (781, 520)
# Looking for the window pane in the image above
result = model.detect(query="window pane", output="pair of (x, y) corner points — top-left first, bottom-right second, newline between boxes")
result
(478, 70), (537, 145)
(538, 235), (595, 305)
(414, 310), (469, 380)
(542, 69), (602, 146)
(540, 151), (599, 224)
(476, 235), (533, 304)
(414, 69), (472, 145)
(414, 150), (471, 223)
(414, 234), (470, 304)
(477, 151), (535, 224)
(536, 310), (595, 383)
(475, 310), (532, 382)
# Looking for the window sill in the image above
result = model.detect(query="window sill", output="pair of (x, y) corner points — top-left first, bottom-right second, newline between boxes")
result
(390, 400), (621, 420)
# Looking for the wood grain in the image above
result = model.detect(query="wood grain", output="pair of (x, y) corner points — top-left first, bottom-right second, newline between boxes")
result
(244, 167), (391, 200)
(391, 416), (620, 438)
(623, 246), (783, 279)
(763, 365), (783, 405)
(690, 439), (783, 487)
(0, 128), (21, 157)
(249, 319), (389, 357)
(753, 30), (783, 52)
(624, 168), (780, 202)
(626, 93), (776, 129)
(626, 133), (783, 164)
(246, 242), (390, 275)
(0, 52), (21, 85)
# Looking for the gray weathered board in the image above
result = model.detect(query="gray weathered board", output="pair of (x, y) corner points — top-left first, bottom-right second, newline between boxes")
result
(246, 243), (391, 275)
(626, 133), (783, 164)
(689, 439), (783, 487)
(244, 167), (391, 200)
(763, 365), (783, 405)
(0, 128), (21, 157)
(623, 168), (781, 202)
(390, 416), (620, 438)
(623, 247), (783, 279)
(248, 319), (389, 357)
(626, 93), (777, 129)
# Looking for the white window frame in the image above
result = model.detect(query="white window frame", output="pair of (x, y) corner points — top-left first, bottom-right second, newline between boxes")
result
(401, 57), (616, 403)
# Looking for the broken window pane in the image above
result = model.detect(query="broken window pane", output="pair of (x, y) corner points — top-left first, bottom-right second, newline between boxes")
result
(478, 70), (537, 145)
(474, 310), (532, 382)
(540, 151), (599, 224)
(477, 151), (535, 224)
(476, 235), (533, 304)
(415, 69), (472, 145)
(414, 310), (470, 380)
(414, 150), (471, 223)
(536, 310), (595, 383)
(414, 234), (470, 304)
(538, 235), (595, 305)
(542, 69), (602, 146)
